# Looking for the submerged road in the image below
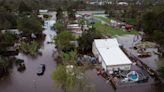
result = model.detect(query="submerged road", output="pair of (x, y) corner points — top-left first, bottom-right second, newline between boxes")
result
(0, 19), (62, 92)
(0, 12), (163, 92)
(0, 14), (113, 92)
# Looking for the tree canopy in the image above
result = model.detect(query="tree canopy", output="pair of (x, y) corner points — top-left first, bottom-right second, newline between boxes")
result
(0, 57), (10, 75)
(18, 0), (32, 15)
(2, 32), (16, 44)
(56, 7), (64, 21)
(20, 41), (40, 56)
(55, 31), (75, 52)
(55, 21), (65, 33)
(52, 64), (95, 92)
(78, 29), (102, 53)
(17, 16), (42, 36)
(67, 6), (76, 21)
(141, 10), (164, 47)
(0, 7), (17, 30)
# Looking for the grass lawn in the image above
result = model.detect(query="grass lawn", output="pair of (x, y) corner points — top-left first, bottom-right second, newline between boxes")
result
(95, 16), (137, 25)
(93, 22), (138, 36)
(121, 18), (137, 25)
(93, 16), (138, 36)
(95, 16), (112, 23)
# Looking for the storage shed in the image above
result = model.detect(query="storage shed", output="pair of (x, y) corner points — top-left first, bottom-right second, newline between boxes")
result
(92, 38), (132, 74)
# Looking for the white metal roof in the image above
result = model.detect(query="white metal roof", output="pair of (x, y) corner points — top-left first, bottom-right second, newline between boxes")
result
(94, 38), (119, 48)
(94, 38), (132, 66)
(118, 2), (128, 5)
(67, 24), (81, 29)
(98, 47), (132, 66)
(39, 9), (48, 13)
(67, 24), (79, 27)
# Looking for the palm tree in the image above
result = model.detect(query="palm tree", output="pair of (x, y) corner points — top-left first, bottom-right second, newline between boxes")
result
(0, 58), (9, 74)
(52, 64), (95, 92)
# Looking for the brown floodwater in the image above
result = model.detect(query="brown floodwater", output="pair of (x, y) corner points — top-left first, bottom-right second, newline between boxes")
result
(0, 20), (163, 92)
(0, 20), (62, 92)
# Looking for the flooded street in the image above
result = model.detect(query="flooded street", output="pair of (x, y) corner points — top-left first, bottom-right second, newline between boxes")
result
(0, 20), (62, 92)
(0, 17), (163, 92)
(0, 18), (114, 92)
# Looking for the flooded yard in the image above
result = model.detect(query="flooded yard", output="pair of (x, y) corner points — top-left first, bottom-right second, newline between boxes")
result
(0, 18), (163, 92)
(0, 20), (62, 92)
(0, 19), (113, 92)
(116, 35), (160, 70)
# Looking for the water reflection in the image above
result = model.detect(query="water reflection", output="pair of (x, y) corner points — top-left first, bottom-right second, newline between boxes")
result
(0, 21), (163, 92)
(0, 20), (62, 92)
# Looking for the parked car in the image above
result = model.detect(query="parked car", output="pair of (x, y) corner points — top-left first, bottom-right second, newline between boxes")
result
(37, 64), (46, 75)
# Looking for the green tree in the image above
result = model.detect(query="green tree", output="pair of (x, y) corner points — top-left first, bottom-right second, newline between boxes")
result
(55, 31), (75, 52)
(20, 41), (39, 56)
(55, 21), (65, 33)
(52, 65), (66, 88)
(158, 67), (164, 78)
(3, 32), (16, 44)
(52, 64), (95, 92)
(78, 29), (101, 52)
(156, 11), (164, 31)
(0, 58), (10, 74)
(141, 9), (164, 48)
(18, 0), (32, 15)
(61, 49), (77, 64)
(142, 11), (156, 35)
(67, 6), (76, 21)
(126, 5), (138, 18)
(56, 7), (64, 21)
(0, 7), (17, 30)
(17, 16), (42, 36)
(79, 18), (85, 31)
(153, 31), (164, 47)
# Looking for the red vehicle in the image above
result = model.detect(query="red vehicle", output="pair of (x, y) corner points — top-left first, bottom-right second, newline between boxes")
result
(125, 24), (133, 31)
